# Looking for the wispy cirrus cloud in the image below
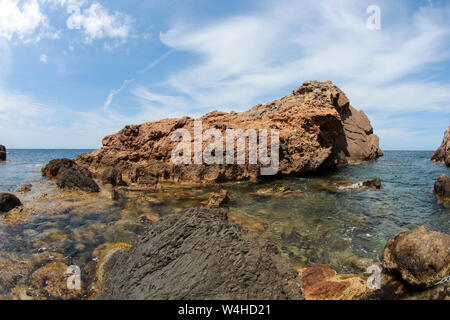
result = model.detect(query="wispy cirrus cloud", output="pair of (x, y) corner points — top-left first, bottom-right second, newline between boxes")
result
(124, 0), (450, 149)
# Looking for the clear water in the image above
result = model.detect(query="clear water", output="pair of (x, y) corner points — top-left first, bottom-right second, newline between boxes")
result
(0, 149), (94, 192)
(0, 150), (449, 298)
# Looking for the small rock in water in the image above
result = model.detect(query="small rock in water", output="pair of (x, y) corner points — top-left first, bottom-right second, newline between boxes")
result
(20, 184), (32, 193)
(205, 189), (231, 208)
(0, 145), (6, 161)
(434, 174), (450, 202)
(0, 193), (22, 213)
(362, 178), (381, 189)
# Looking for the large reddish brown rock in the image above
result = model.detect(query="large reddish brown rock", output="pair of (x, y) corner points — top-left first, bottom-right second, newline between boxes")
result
(76, 81), (382, 185)
(431, 126), (450, 167)
(383, 226), (450, 288)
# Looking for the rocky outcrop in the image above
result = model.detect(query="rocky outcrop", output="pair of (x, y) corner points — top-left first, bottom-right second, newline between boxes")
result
(0, 193), (22, 213)
(42, 158), (99, 192)
(96, 208), (304, 300)
(76, 81), (382, 185)
(383, 226), (450, 288)
(0, 145), (5, 161)
(431, 126), (450, 167)
(434, 174), (450, 202)
(296, 264), (372, 300)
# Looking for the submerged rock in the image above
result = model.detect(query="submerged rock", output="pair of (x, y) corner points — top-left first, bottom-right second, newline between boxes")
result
(296, 264), (373, 300)
(431, 126), (450, 167)
(205, 189), (231, 208)
(96, 208), (304, 300)
(434, 174), (450, 202)
(0, 193), (22, 213)
(383, 226), (450, 288)
(76, 81), (382, 185)
(28, 262), (84, 300)
(0, 145), (5, 161)
(42, 158), (99, 193)
(19, 184), (32, 193)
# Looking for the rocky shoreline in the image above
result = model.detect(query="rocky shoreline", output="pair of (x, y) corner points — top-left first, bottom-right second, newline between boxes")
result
(1, 82), (449, 301)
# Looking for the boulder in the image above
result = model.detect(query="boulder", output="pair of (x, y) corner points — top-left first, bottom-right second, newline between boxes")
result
(76, 81), (382, 185)
(56, 168), (99, 193)
(434, 174), (450, 202)
(0, 145), (5, 161)
(383, 226), (450, 287)
(96, 208), (304, 300)
(431, 126), (450, 167)
(0, 193), (22, 213)
(42, 158), (99, 193)
(296, 264), (372, 300)
(101, 166), (126, 186)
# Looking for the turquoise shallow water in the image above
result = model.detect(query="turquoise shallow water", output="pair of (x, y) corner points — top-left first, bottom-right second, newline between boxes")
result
(0, 150), (449, 276)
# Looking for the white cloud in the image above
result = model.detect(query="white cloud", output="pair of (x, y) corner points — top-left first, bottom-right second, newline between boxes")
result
(0, 0), (49, 42)
(39, 53), (47, 63)
(153, 1), (450, 116)
(66, 2), (132, 44)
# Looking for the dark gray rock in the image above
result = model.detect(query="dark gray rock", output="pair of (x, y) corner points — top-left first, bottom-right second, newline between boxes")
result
(0, 193), (22, 213)
(97, 208), (304, 300)
(56, 168), (99, 193)
(0, 145), (6, 161)
(42, 158), (99, 192)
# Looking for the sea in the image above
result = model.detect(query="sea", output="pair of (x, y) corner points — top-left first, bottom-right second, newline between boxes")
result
(0, 149), (449, 295)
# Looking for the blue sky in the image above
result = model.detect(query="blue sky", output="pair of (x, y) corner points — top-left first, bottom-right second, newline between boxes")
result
(0, 0), (449, 149)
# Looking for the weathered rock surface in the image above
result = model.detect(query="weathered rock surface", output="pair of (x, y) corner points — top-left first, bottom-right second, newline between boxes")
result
(434, 174), (450, 202)
(42, 158), (99, 192)
(383, 226), (450, 287)
(296, 264), (372, 300)
(76, 81), (382, 185)
(0, 145), (5, 161)
(96, 208), (304, 300)
(431, 126), (450, 167)
(0, 193), (22, 213)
